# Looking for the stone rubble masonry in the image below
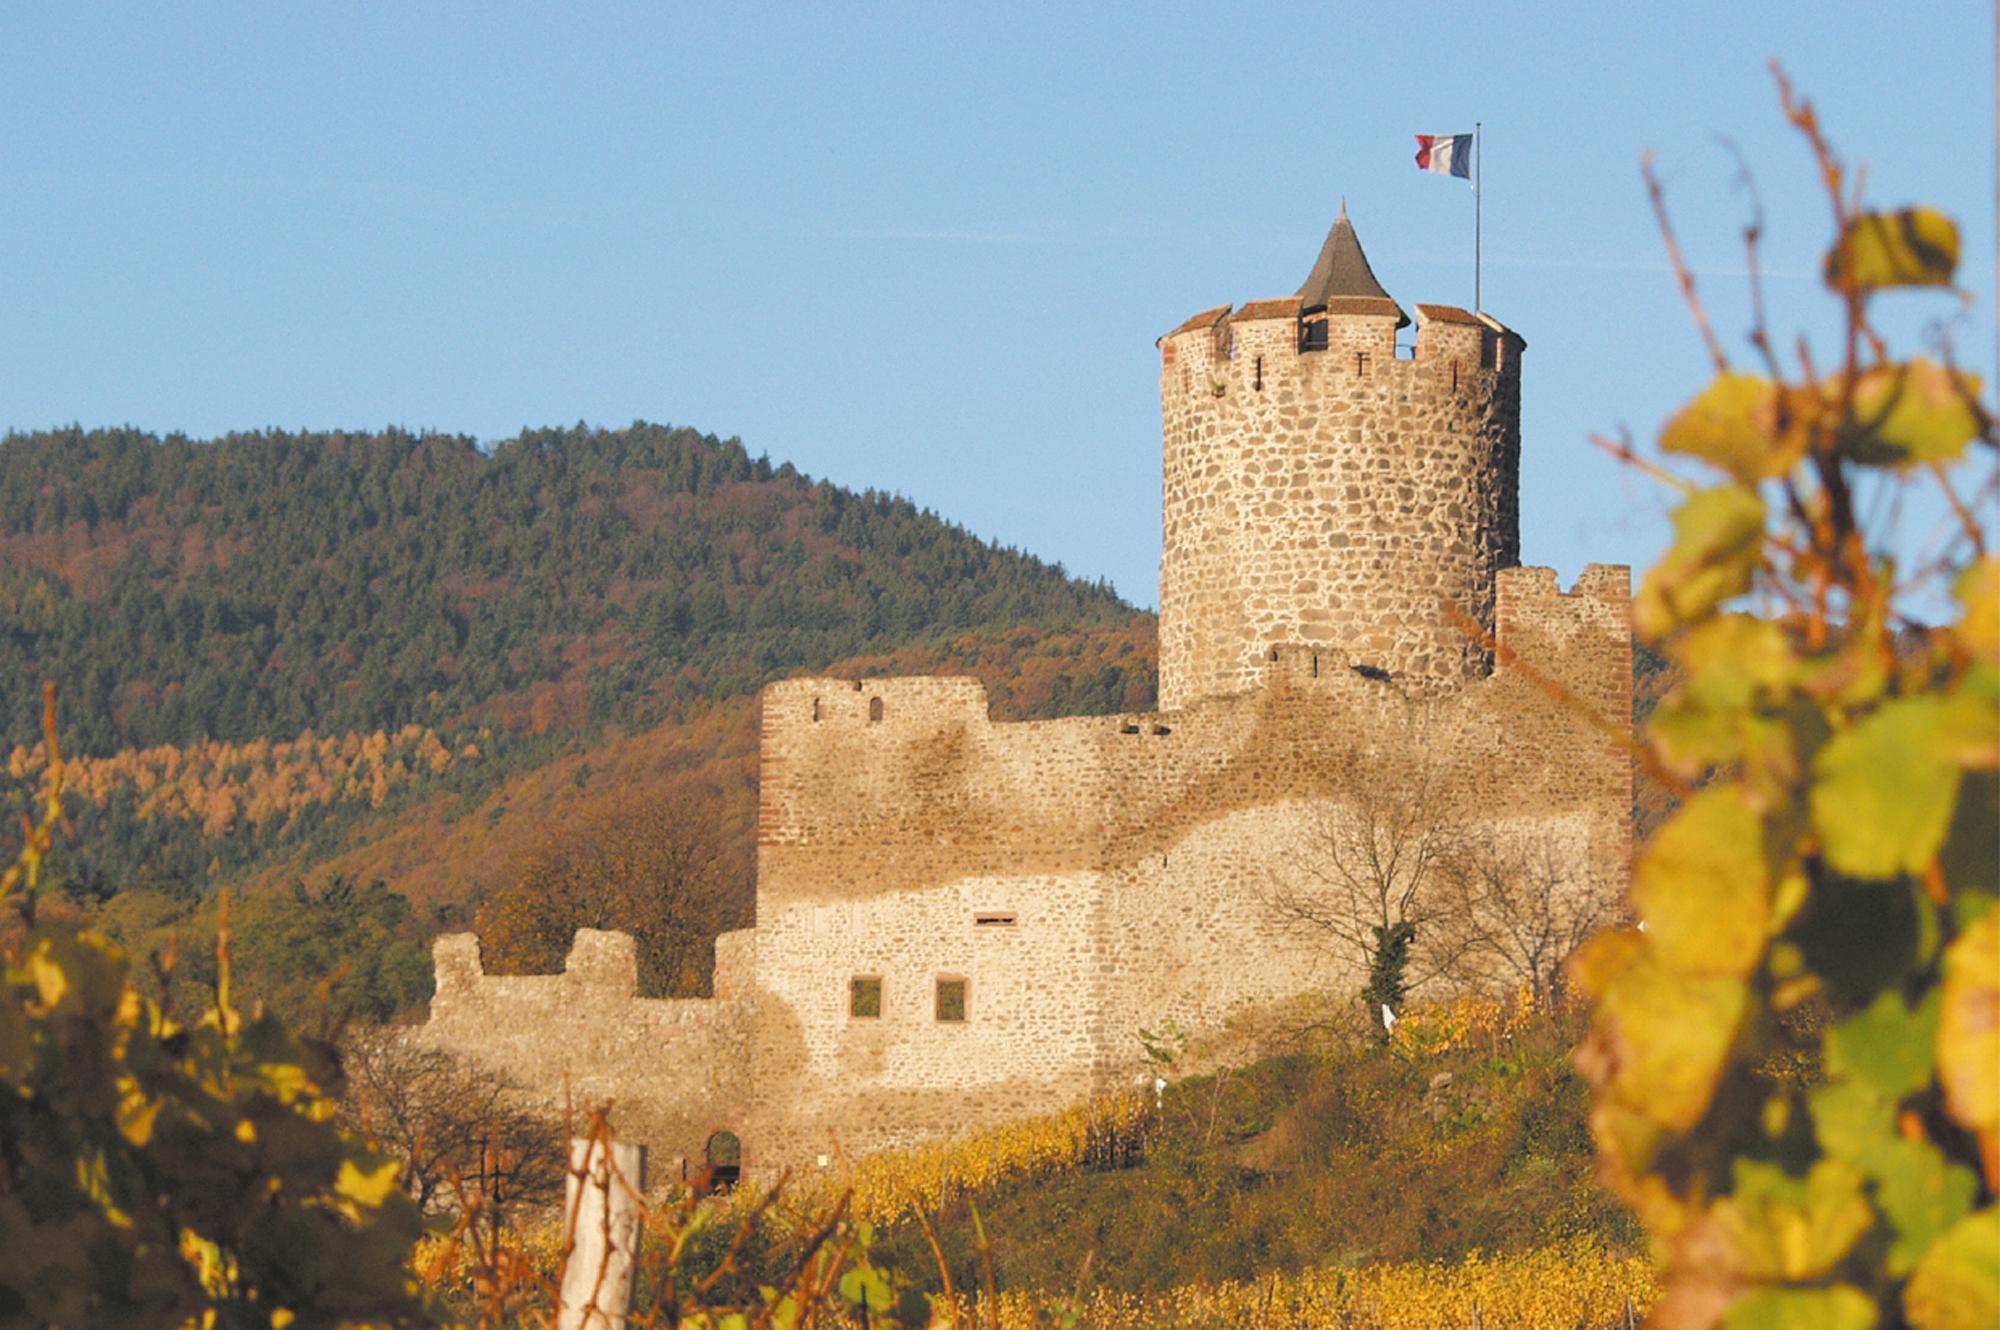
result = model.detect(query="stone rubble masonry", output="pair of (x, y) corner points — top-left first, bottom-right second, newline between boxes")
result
(1160, 300), (1522, 708)
(415, 276), (1633, 1182)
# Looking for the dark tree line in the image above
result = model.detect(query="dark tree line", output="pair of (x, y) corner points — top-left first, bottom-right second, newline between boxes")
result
(0, 422), (1138, 757)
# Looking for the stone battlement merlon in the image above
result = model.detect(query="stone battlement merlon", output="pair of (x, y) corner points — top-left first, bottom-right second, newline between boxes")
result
(761, 675), (991, 730)
(1494, 563), (1632, 609)
(1159, 299), (1520, 396)
(1493, 563), (1634, 725)
(432, 928), (643, 1002)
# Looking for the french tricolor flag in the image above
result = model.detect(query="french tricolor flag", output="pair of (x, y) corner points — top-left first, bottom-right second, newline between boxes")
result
(1414, 132), (1474, 181)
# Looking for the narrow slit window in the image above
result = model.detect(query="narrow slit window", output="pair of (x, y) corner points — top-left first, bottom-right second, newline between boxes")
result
(935, 977), (968, 1023)
(974, 912), (1016, 927)
(811, 696), (821, 722)
(849, 976), (882, 1018)
(1253, 355), (1263, 391)
(1355, 351), (1370, 376)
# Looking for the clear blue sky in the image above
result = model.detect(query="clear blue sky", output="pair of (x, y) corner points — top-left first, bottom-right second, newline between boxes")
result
(4, 4), (1992, 610)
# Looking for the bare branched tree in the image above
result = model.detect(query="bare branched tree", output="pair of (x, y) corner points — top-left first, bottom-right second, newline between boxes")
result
(1267, 726), (1477, 1020)
(340, 1028), (563, 1217)
(1438, 832), (1619, 1014)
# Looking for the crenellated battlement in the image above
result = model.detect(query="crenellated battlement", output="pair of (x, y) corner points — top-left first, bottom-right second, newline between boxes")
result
(1158, 297), (1520, 402)
(761, 676), (990, 731)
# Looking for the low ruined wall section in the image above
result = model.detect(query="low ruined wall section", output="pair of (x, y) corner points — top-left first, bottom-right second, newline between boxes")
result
(417, 930), (756, 1171)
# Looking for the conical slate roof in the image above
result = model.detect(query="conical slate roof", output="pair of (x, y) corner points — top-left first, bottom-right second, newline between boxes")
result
(1297, 200), (1409, 328)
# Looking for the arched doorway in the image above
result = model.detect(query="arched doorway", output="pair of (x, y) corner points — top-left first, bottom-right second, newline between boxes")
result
(704, 1130), (741, 1193)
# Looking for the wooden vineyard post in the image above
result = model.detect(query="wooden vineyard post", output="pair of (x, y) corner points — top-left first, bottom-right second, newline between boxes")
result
(557, 1132), (645, 1330)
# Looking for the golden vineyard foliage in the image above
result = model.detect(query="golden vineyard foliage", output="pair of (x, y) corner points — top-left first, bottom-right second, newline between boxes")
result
(951, 1238), (1655, 1330)
(1573, 77), (1998, 1330)
(6, 722), (472, 837)
(1390, 982), (1546, 1060)
(0, 689), (429, 1327)
(721, 1089), (1152, 1235)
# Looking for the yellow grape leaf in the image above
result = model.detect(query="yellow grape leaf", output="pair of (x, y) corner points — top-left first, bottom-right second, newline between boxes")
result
(1936, 912), (1998, 1177)
(1598, 950), (1749, 1131)
(1935, 667), (1999, 771)
(116, 1084), (163, 1148)
(1633, 785), (1771, 978)
(1825, 207), (1960, 290)
(1812, 695), (1963, 879)
(1673, 615), (1798, 707)
(1723, 1284), (1877, 1330)
(1714, 1158), (1874, 1283)
(1568, 926), (1645, 999)
(1662, 373), (1797, 483)
(1635, 486), (1766, 641)
(1956, 559), (1999, 665)
(1842, 359), (1985, 468)
(1904, 1207), (1999, 1330)
(334, 1155), (403, 1210)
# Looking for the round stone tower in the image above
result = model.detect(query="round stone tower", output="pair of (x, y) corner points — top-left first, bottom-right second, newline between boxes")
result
(1155, 203), (1523, 709)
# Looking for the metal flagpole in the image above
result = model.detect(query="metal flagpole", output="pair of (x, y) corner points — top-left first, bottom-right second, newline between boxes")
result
(1474, 122), (1483, 312)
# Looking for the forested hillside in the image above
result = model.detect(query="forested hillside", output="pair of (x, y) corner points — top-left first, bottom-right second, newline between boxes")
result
(0, 422), (1139, 756)
(2, 423), (1156, 1000)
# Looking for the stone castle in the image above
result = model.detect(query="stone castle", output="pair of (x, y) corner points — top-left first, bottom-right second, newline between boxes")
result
(414, 206), (1633, 1180)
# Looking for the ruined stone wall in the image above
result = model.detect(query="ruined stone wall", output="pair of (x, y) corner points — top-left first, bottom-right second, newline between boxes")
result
(411, 929), (757, 1176)
(1157, 300), (1522, 709)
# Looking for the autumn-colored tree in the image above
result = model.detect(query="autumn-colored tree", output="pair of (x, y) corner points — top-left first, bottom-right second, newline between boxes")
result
(475, 779), (740, 997)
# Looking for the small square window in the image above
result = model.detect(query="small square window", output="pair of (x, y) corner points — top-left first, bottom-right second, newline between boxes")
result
(850, 976), (882, 1019)
(935, 977), (968, 1023)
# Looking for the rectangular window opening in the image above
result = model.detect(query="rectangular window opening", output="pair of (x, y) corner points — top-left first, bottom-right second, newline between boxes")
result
(849, 976), (882, 1019)
(974, 912), (1016, 927)
(935, 976), (968, 1023)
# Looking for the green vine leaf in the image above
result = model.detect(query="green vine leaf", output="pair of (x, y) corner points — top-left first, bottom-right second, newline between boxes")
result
(1826, 988), (1941, 1101)
(1714, 1158), (1875, 1283)
(1723, 1284), (1877, 1330)
(1867, 1138), (1979, 1276)
(1812, 696), (1963, 879)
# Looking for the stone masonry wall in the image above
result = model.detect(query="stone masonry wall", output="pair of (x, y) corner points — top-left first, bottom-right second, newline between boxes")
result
(412, 929), (757, 1178)
(1157, 301), (1522, 709)
(730, 567), (1631, 1164)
